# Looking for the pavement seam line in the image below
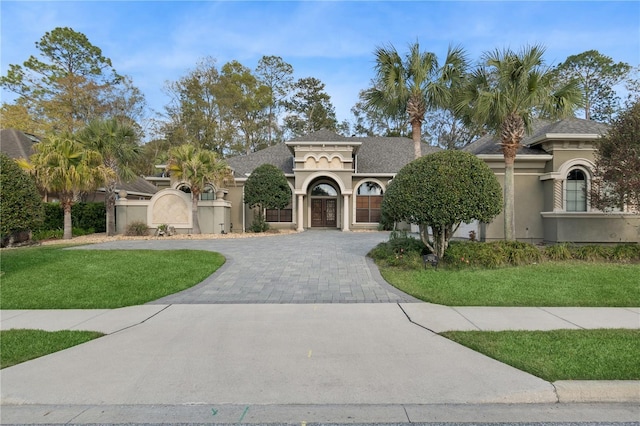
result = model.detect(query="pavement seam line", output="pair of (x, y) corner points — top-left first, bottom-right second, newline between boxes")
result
(106, 304), (173, 335)
(396, 303), (438, 334)
(538, 307), (586, 330)
(550, 381), (560, 403)
(64, 405), (92, 424)
(451, 307), (482, 331)
(402, 403), (411, 423)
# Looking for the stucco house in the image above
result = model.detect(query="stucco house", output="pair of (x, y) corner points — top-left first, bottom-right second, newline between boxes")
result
(464, 117), (639, 243)
(225, 130), (440, 233)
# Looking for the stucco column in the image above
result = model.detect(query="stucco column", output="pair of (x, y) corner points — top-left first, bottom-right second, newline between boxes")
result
(297, 194), (305, 232)
(342, 194), (350, 232)
(553, 179), (563, 211)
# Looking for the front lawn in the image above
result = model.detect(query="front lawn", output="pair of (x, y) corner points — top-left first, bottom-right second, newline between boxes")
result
(442, 329), (640, 381)
(0, 329), (104, 369)
(0, 246), (225, 309)
(380, 262), (640, 306)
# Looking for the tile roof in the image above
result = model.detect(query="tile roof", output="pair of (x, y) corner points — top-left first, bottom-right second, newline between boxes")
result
(226, 130), (440, 176)
(0, 128), (40, 159)
(464, 117), (609, 155)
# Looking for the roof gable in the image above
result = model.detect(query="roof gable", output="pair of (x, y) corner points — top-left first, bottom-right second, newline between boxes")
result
(464, 117), (608, 155)
(0, 128), (40, 159)
(227, 130), (441, 176)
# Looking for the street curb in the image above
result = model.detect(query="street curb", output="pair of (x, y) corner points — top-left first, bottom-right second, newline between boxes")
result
(553, 380), (640, 403)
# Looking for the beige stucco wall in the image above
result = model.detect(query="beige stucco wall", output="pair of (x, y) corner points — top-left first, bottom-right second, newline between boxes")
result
(542, 213), (640, 243)
(115, 201), (149, 235)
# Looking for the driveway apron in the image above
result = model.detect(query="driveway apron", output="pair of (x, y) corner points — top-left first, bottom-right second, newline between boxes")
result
(76, 230), (418, 304)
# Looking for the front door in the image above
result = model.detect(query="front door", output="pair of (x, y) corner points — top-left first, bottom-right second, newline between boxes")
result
(311, 198), (337, 227)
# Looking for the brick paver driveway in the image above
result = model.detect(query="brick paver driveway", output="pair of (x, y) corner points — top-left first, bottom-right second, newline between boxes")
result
(81, 231), (418, 303)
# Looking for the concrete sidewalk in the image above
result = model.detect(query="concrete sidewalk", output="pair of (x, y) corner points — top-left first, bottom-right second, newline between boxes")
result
(2, 303), (639, 334)
(1, 304), (639, 424)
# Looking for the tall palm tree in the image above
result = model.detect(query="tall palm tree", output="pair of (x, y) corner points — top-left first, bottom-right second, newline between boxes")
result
(365, 42), (467, 158)
(457, 45), (581, 240)
(78, 118), (140, 236)
(167, 144), (233, 234)
(19, 134), (114, 239)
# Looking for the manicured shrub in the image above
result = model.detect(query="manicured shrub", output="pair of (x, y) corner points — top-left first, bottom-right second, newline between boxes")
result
(38, 202), (105, 233)
(443, 240), (541, 269)
(249, 213), (269, 233)
(368, 230), (427, 269)
(573, 245), (614, 261)
(544, 243), (573, 261)
(0, 153), (44, 246)
(72, 202), (105, 233)
(382, 150), (502, 258)
(40, 202), (64, 230)
(125, 221), (149, 236)
(611, 244), (640, 262)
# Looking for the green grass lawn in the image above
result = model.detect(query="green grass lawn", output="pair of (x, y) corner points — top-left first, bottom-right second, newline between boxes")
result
(0, 246), (225, 309)
(0, 329), (104, 369)
(442, 329), (640, 381)
(380, 262), (640, 306)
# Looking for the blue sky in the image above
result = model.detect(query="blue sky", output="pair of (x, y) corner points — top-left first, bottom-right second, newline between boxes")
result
(2, 1), (639, 126)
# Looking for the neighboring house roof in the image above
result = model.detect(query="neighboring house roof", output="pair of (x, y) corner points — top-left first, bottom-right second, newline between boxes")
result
(464, 117), (609, 156)
(227, 130), (439, 176)
(0, 128), (40, 159)
(1, 128), (157, 197)
(113, 176), (159, 196)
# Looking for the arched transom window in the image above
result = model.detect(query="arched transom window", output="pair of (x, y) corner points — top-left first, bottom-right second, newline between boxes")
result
(311, 183), (338, 196)
(566, 169), (587, 212)
(356, 182), (384, 223)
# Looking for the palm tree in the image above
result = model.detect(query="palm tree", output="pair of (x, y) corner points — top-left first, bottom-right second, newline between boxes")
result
(19, 134), (114, 239)
(78, 118), (140, 236)
(365, 42), (467, 158)
(167, 144), (233, 234)
(457, 45), (581, 240)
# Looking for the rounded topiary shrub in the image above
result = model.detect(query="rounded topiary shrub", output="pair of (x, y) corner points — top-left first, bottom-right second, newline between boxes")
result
(0, 153), (44, 247)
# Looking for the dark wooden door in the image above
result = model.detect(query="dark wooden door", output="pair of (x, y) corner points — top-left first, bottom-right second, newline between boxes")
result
(311, 198), (337, 227)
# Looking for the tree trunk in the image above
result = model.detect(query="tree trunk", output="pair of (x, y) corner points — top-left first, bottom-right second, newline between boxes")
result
(504, 155), (516, 241)
(62, 198), (73, 240)
(191, 192), (201, 234)
(412, 119), (422, 159)
(106, 189), (116, 237)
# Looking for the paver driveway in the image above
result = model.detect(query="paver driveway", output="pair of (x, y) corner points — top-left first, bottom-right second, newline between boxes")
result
(78, 230), (418, 304)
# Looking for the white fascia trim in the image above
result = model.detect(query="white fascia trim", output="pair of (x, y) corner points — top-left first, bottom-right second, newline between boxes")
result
(540, 172), (562, 181)
(528, 133), (602, 145)
(541, 211), (638, 219)
(352, 173), (396, 177)
(476, 154), (553, 161)
(285, 141), (362, 147)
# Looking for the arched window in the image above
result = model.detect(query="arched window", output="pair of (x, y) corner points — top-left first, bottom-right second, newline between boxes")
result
(201, 185), (215, 200)
(566, 169), (587, 212)
(356, 182), (384, 222)
(311, 183), (338, 196)
(178, 184), (191, 194)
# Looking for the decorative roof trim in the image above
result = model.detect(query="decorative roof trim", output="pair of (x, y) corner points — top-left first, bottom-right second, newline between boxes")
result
(528, 133), (602, 146)
(477, 154), (553, 161)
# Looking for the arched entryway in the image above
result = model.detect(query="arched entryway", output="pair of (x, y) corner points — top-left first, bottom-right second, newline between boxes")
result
(309, 181), (339, 228)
